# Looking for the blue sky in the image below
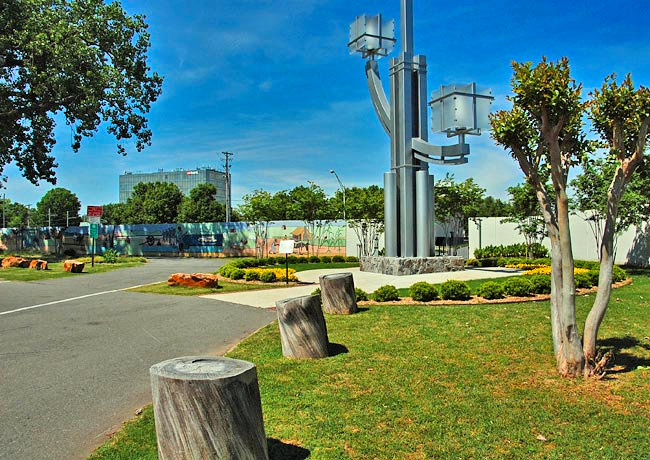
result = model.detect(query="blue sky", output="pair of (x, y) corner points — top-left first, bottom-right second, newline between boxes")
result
(4, 0), (650, 211)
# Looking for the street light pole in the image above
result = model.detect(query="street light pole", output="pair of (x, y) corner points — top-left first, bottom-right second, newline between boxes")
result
(330, 170), (346, 221)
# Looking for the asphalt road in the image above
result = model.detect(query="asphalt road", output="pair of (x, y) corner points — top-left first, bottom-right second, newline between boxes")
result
(0, 258), (275, 460)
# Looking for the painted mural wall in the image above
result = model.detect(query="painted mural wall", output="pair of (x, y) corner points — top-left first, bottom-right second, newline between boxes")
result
(0, 220), (347, 257)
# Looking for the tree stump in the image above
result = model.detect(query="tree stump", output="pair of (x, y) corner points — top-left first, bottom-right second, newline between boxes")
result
(276, 295), (329, 359)
(319, 273), (358, 314)
(150, 356), (269, 460)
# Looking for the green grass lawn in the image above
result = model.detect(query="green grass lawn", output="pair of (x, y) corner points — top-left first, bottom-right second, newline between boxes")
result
(128, 280), (282, 296)
(264, 262), (359, 272)
(89, 270), (650, 459)
(0, 259), (146, 281)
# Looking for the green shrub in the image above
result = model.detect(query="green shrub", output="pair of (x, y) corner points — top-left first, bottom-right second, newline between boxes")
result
(244, 270), (259, 281)
(586, 270), (599, 286)
(287, 255), (299, 264)
(465, 258), (479, 267)
(320, 256), (332, 263)
(273, 256), (286, 265)
(478, 257), (499, 267)
(265, 257), (277, 265)
(355, 288), (369, 301)
(218, 264), (234, 277)
(528, 274), (551, 294)
(440, 280), (471, 300)
(346, 256), (358, 262)
(574, 273), (593, 289)
(102, 248), (119, 264)
(332, 255), (345, 263)
(574, 260), (600, 270)
(477, 281), (505, 300)
(259, 271), (277, 283)
(503, 277), (533, 297)
(372, 285), (400, 302)
(229, 268), (245, 280)
(474, 243), (549, 259)
(409, 282), (439, 302)
(311, 287), (321, 296)
(309, 255), (321, 263)
(257, 257), (269, 266)
(612, 265), (627, 283)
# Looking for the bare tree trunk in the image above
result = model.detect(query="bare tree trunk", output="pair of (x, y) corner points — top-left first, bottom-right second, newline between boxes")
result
(555, 191), (585, 376)
(150, 356), (269, 460)
(276, 295), (329, 359)
(583, 169), (626, 363)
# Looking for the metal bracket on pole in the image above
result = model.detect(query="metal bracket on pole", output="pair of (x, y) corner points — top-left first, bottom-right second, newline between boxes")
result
(411, 137), (469, 165)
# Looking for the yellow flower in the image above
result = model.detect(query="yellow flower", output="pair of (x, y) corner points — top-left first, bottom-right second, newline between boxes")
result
(524, 266), (590, 276)
(243, 267), (297, 281)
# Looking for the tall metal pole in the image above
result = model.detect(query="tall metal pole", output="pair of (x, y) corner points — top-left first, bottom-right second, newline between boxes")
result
(330, 170), (346, 221)
(401, 0), (413, 55)
(48, 208), (51, 227)
(222, 151), (234, 222)
(2, 193), (5, 228)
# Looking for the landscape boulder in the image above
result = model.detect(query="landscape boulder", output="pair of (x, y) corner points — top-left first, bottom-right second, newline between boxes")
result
(63, 260), (85, 273)
(168, 273), (219, 289)
(28, 259), (48, 270)
(1, 256), (29, 268)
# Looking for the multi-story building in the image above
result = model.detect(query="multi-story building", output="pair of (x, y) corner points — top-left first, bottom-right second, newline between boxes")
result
(119, 168), (227, 203)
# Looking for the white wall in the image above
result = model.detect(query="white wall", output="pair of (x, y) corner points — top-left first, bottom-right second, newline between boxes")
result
(468, 216), (650, 267)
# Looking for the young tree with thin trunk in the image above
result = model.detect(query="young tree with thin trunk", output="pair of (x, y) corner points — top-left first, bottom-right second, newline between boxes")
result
(491, 57), (589, 377)
(582, 76), (650, 368)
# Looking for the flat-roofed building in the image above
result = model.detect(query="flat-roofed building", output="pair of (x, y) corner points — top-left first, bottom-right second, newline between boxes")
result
(119, 168), (227, 203)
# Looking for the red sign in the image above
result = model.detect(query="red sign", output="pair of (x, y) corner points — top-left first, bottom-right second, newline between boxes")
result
(87, 205), (103, 217)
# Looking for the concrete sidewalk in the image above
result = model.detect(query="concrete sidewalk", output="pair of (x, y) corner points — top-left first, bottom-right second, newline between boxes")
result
(200, 267), (520, 309)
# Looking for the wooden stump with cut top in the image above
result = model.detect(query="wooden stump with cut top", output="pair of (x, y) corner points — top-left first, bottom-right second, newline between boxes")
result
(150, 356), (268, 460)
(319, 272), (358, 315)
(276, 294), (329, 359)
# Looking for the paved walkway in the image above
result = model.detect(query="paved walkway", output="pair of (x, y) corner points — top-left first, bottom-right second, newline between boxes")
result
(200, 266), (520, 309)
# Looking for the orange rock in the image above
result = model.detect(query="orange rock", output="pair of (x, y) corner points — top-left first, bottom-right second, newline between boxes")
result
(28, 259), (48, 270)
(63, 260), (85, 273)
(1, 256), (29, 268)
(168, 273), (219, 289)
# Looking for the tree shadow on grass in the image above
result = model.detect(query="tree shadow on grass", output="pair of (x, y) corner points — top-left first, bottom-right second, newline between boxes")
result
(356, 307), (370, 313)
(598, 336), (650, 374)
(268, 438), (310, 459)
(328, 342), (349, 357)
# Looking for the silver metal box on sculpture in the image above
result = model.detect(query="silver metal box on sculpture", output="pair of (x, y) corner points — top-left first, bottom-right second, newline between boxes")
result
(348, 0), (493, 273)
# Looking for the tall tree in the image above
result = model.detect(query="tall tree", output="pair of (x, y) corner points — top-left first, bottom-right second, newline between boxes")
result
(570, 157), (649, 259)
(33, 187), (81, 226)
(582, 75), (650, 365)
(491, 57), (590, 377)
(288, 182), (335, 255)
(123, 182), (183, 224)
(434, 174), (485, 242)
(101, 202), (128, 225)
(238, 190), (275, 258)
(0, 0), (162, 185)
(502, 182), (550, 258)
(178, 184), (225, 223)
(476, 196), (512, 217)
(1, 198), (29, 228)
(335, 185), (384, 257)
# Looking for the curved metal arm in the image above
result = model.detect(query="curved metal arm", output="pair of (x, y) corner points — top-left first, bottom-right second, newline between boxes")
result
(412, 137), (469, 165)
(365, 60), (391, 135)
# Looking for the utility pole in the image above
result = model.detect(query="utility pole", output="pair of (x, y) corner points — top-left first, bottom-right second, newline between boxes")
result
(48, 208), (51, 227)
(222, 151), (234, 222)
(2, 193), (5, 228)
(66, 210), (69, 227)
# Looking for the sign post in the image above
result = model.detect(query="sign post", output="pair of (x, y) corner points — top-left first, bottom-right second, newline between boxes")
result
(87, 206), (102, 268)
(278, 240), (295, 286)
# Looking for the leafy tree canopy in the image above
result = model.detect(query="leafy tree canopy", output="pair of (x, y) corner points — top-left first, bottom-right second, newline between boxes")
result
(178, 183), (225, 223)
(123, 181), (182, 224)
(1, 198), (30, 228)
(434, 174), (485, 235)
(101, 202), (127, 225)
(33, 187), (80, 226)
(0, 0), (163, 185)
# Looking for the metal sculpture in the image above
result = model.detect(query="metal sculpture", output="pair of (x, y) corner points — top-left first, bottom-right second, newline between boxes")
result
(349, 0), (493, 258)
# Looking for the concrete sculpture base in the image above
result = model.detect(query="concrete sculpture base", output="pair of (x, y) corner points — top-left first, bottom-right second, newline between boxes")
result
(360, 256), (465, 276)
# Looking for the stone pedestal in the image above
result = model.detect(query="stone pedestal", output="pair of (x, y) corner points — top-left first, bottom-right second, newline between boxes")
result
(360, 256), (464, 276)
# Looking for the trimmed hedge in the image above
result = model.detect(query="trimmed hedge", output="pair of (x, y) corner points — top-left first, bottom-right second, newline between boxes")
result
(409, 282), (439, 302)
(477, 281), (504, 300)
(346, 256), (359, 262)
(372, 285), (400, 302)
(440, 280), (471, 300)
(259, 271), (277, 283)
(320, 256), (332, 263)
(332, 255), (345, 263)
(503, 277), (533, 297)
(309, 255), (321, 263)
(474, 243), (549, 259)
(355, 288), (369, 301)
(528, 274), (551, 294)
